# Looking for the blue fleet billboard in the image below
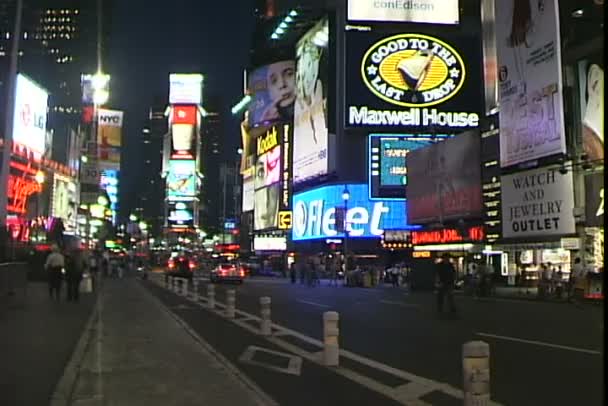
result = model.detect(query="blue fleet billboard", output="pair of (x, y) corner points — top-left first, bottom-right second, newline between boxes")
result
(292, 184), (418, 241)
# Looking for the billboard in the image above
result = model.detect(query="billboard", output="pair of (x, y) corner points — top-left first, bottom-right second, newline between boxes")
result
(254, 236), (287, 251)
(254, 183), (280, 231)
(248, 60), (296, 127)
(407, 130), (482, 224)
(51, 174), (77, 231)
(293, 19), (329, 183)
(167, 160), (197, 201)
(369, 133), (451, 199)
(13, 74), (48, 157)
(169, 74), (203, 105)
(585, 173), (604, 227)
(97, 109), (123, 169)
(501, 165), (575, 239)
(292, 184), (418, 241)
(347, 0), (459, 25)
(255, 146), (281, 189)
(242, 178), (254, 212)
(496, 0), (566, 167)
(577, 58), (603, 162)
(167, 201), (195, 228)
(170, 105), (198, 159)
(345, 30), (482, 130)
(100, 169), (119, 214)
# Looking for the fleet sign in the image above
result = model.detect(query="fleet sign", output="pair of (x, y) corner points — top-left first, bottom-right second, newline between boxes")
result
(292, 184), (418, 241)
(345, 30), (482, 130)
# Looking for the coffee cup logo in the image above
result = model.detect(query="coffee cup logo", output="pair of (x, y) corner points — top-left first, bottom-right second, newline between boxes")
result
(361, 33), (466, 108)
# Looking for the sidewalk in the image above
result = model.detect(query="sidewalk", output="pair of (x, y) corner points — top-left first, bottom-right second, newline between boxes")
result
(55, 277), (264, 406)
(0, 281), (96, 406)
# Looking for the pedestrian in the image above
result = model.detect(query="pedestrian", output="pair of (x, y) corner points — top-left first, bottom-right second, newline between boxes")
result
(435, 255), (457, 316)
(390, 264), (400, 287)
(289, 261), (297, 284)
(65, 248), (86, 302)
(44, 244), (65, 300)
(569, 257), (585, 304)
(89, 251), (99, 291)
(554, 266), (564, 299)
(299, 258), (306, 284)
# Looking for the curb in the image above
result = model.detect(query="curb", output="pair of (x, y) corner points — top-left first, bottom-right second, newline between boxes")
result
(49, 293), (100, 406)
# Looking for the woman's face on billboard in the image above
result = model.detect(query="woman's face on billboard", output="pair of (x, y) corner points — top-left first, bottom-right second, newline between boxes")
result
(267, 61), (296, 108)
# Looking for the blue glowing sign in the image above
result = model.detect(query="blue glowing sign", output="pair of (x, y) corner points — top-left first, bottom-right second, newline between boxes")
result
(292, 184), (418, 241)
(100, 170), (119, 211)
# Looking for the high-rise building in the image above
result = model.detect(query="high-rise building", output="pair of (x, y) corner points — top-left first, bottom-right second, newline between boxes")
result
(199, 94), (223, 233)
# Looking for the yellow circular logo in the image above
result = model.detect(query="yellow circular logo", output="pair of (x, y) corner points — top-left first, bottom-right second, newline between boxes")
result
(361, 34), (466, 108)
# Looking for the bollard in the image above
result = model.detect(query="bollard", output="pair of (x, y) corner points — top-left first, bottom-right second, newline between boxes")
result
(192, 278), (199, 301)
(182, 278), (189, 296)
(323, 311), (339, 366)
(462, 341), (491, 406)
(173, 277), (179, 293)
(226, 289), (236, 318)
(207, 284), (215, 309)
(166, 276), (172, 289)
(260, 296), (272, 336)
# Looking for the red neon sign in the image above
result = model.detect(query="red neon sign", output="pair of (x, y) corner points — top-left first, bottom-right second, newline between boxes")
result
(8, 174), (42, 214)
(411, 226), (485, 245)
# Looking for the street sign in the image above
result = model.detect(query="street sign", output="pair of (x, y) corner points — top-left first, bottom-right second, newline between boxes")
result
(278, 211), (292, 230)
(80, 161), (102, 185)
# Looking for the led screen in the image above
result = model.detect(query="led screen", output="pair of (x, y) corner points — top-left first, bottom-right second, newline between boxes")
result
(292, 184), (418, 241)
(167, 160), (197, 200)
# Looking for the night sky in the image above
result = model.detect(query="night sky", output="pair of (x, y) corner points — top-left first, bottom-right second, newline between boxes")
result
(107, 0), (255, 219)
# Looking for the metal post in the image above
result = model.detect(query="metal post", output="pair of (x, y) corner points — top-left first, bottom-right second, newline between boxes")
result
(323, 311), (339, 366)
(0, 0), (23, 227)
(462, 341), (491, 406)
(226, 289), (236, 318)
(207, 284), (215, 309)
(260, 296), (271, 336)
(192, 278), (199, 301)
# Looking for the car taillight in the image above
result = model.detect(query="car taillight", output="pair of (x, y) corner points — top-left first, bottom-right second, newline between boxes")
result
(239, 269), (245, 277)
(189, 261), (195, 270)
(220, 270), (226, 276)
(168, 261), (174, 269)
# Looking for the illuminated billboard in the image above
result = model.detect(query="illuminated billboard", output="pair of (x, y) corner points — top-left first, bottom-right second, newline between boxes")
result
(100, 170), (119, 219)
(169, 74), (203, 105)
(254, 183), (280, 231)
(347, 0), (459, 25)
(292, 184), (418, 241)
(242, 178), (254, 212)
(13, 74), (48, 157)
(167, 201), (195, 228)
(248, 60), (296, 127)
(255, 146), (281, 189)
(169, 105), (198, 159)
(293, 19), (329, 183)
(167, 160), (197, 200)
(97, 109), (123, 169)
(51, 174), (77, 230)
(345, 30), (482, 130)
(368, 133), (451, 199)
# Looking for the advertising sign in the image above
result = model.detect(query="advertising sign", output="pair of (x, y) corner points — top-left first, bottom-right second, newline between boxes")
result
(242, 178), (255, 212)
(577, 57), (604, 162)
(496, 0), (566, 167)
(407, 131), (482, 224)
(254, 183), (280, 231)
(169, 73), (203, 105)
(369, 133), (450, 199)
(100, 170), (119, 214)
(248, 60), (296, 127)
(167, 160), (197, 201)
(585, 173), (604, 227)
(167, 201), (194, 228)
(501, 165), (575, 239)
(411, 225), (484, 245)
(255, 146), (281, 189)
(347, 0), (459, 25)
(13, 74), (48, 157)
(80, 161), (102, 186)
(292, 184), (417, 241)
(51, 174), (77, 230)
(97, 109), (123, 169)
(293, 19), (329, 183)
(254, 236), (287, 251)
(345, 30), (481, 130)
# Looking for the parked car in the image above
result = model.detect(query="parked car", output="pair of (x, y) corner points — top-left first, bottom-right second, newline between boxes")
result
(210, 263), (245, 284)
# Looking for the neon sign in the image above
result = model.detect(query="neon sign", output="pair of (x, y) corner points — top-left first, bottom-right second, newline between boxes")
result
(411, 226), (485, 245)
(8, 174), (42, 214)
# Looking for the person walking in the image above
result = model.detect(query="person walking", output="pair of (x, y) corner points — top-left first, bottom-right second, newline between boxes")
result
(289, 261), (297, 284)
(569, 257), (585, 304)
(65, 249), (86, 302)
(44, 244), (65, 300)
(435, 255), (457, 316)
(89, 251), (99, 291)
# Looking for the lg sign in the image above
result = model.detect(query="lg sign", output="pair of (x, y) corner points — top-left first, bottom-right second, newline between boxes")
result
(13, 74), (48, 156)
(292, 184), (417, 240)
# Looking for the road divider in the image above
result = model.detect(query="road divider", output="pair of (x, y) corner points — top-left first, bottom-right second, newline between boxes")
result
(463, 341), (491, 406)
(323, 311), (339, 367)
(226, 289), (236, 319)
(207, 284), (215, 309)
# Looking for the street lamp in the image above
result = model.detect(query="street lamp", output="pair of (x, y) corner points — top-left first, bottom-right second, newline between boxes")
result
(34, 170), (45, 241)
(342, 186), (350, 271)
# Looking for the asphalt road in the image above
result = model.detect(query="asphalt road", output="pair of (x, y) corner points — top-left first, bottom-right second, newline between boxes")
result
(179, 276), (604, 406)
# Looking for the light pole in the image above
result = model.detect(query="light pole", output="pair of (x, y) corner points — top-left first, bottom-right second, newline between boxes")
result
(342, 186), (350, 271)
(34, 171), (45, 241)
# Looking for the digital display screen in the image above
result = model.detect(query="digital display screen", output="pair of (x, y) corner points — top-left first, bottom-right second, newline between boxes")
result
(167, 160), (197, 200)
(369, 134), (450, 199)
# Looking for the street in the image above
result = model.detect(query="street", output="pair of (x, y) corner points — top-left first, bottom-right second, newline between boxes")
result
(145, 274), (603, 406)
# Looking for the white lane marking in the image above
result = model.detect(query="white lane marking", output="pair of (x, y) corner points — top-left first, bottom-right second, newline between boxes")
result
(297, 300), (330, 308)
(380, 300), (420, 308)
(476, 332), (603, 355)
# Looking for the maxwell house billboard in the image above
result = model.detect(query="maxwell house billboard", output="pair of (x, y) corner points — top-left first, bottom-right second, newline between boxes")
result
(292, 184), (418, 241)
